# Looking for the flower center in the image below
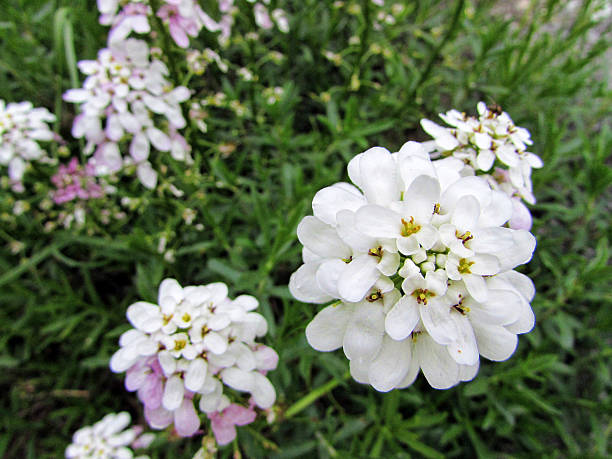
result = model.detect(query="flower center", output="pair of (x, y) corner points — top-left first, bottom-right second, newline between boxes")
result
(458, 258), (474, 274)
(455, 230), (473, 245)
(401, 216), (421, 237)
(366, 290), (382, 302)
(412, 288), (434, 305)
(368, 246), (383, 258)
(174, 339), (187, 351)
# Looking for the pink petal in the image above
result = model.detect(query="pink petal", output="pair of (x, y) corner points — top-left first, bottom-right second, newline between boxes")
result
(210, 416), (237, 446)
(223, 404), (257, 426)
(173, 399), (201, 437)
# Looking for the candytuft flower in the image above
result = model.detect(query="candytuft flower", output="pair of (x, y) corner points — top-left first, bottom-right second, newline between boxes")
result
(51, 157), (104, 204)
(65, 411), (154, 458)
(110, 279), (278, 440)
(292, 142), (537, 391)
(0, 99), (56, 189)
(420, 102), (543, 229)
(64, 39), (192, 189)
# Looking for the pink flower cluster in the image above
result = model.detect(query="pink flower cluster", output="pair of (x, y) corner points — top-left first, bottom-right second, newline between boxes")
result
(97, 0), (237, 48)
(51, 157), (104, 204)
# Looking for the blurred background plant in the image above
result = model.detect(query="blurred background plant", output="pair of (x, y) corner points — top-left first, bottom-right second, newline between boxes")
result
(0, 0), (611, 457)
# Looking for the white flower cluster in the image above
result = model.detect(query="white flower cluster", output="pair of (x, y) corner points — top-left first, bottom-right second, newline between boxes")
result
(290, 143), (536, 391)
(0, 100), (55, 188)
(65, 411), (153, 459)
(110, 279), (278, 437)
(64, 39), (191, 189)
(421, 102), (544, 229)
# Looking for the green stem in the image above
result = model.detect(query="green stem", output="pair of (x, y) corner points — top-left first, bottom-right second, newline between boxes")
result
(408, 0), (465, 100)
(284, 372), (350, 419)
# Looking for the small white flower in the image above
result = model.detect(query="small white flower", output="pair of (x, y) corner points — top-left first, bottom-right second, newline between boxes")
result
(0, 100), (55, 186)
(65, 411), (152, 458)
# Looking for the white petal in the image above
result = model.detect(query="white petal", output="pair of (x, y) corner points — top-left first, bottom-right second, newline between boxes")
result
(312, 183), (366, 225)
(505, 301), (535, 335)
(251, 372), (276, 408)
(335, 209), (377, 251)
(474, 132), (492, 150)
(447, 312), (479, 365)
(221, 367), (254, 392)
(420, 301), (458, 345)
(109, 347), (139, 373)
(471, 254), (500, 276)
(349, 358), (370, 384)
(355, 205), (402, 239)
(459, 360), (479, 382)
(297, 216), (350, 259)
(415, 225), (439, 250)
(204, 332), (228, 354)
(466, 289), (521, 326)
(143, 94), (168, 114)
(441, 176), (491, 213)
(106, 114), (123, 141)
(368, 335), (412, 392)
(480, 191), (513, 227)
(493, 230), (536, 271)
(396, 352), (420, 389)
(126, 301), (162, 333)
(385, 295), (419, 340)
(416, 333), (460, 389)
(158, 350), (176, 376)
(463, 274), (488, 303)
(472, 321), (518, 361)
(342, 301), (385, 361)
(338, 255), (380, 303)
(358, 147), (400, 205)
(305, 303), (352, 351)
(377, 250), (400, 276)
(421, 119), (459, 150)
(451, 195), (480, 231)
(469, 227), (514, 254)
(289, 263), (334, 303)
(137, 162), (157, 189)
(162, 374), (184, 411)
(146, 127), (171, 151)
(184, 358), (208, 392)
(158, 278), (183, 305)
(118, 111), (141, 134)
(130, 132), (150, 162)
(315, 259), (346, 298)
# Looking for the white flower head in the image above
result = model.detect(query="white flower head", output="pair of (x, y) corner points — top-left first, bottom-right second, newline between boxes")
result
(110, 278), (278, 437)
(65, 411), (153, 458)
(0, 99), (56, 187)
(293, 142), (538, 392)
(421, 103), (543, 229)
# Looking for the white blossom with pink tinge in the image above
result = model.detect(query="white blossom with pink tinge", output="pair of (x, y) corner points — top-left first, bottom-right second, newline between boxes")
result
(110, 279), (278, 438)
(64, 39), (191, 189)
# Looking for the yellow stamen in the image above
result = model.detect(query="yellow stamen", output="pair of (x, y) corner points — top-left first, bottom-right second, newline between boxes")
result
(401, 216), (421, 237)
